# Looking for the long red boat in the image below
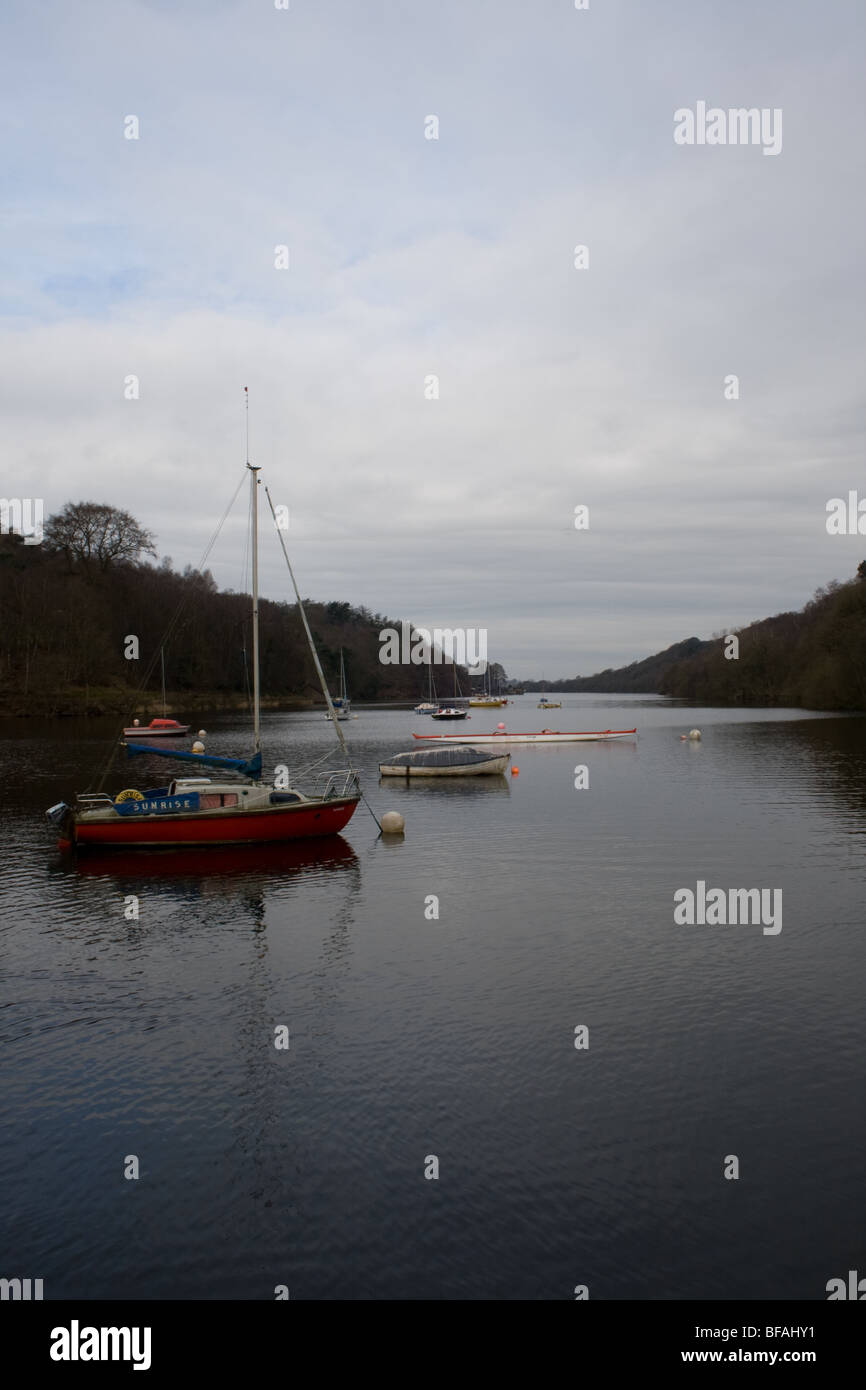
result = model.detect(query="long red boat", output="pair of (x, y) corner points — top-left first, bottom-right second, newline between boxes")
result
(412, 727), (637, 745)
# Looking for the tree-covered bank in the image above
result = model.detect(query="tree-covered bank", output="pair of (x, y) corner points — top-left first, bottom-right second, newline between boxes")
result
(527, 568), (866, 711)
(0, 506), (462, 715)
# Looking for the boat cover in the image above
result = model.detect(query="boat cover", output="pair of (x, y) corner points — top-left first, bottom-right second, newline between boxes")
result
(125, 743), (263, 777)
(385, 747), (500, 769)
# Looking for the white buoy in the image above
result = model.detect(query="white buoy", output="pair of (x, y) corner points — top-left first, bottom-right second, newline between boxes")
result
(381, 811), (405, 835)
(192, 740), (205, 753)
(689, 728), (702, 740)
(198, 728), (207, 738)
(133, 718), (140, 727)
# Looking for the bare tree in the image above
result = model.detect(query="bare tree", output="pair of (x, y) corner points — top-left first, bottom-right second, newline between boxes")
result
(44, 501), (157, 572)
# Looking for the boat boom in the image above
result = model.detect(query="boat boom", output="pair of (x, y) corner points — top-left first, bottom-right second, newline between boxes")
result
(124, 742), (263, 777)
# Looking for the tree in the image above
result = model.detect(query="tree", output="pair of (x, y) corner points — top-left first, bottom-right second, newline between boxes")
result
(857, 561), (866, 581)
(44, 501), (157, 572)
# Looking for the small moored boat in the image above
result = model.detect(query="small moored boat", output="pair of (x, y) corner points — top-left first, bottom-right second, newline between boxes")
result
(415, 660), (439, 713)
(123, 649), (189, 737)
(380, 747), (510, 777)
(324, 649), (351, 720)
(431, 706), (468, 721)
(122, 717), (190, 738)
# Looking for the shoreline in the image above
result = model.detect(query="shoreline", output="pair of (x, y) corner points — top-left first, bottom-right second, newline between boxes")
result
(0, 689), (317, 718)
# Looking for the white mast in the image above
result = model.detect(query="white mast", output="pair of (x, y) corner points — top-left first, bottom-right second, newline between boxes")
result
(245, 388), (261, 753)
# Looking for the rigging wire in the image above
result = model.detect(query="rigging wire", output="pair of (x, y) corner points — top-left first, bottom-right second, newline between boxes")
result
(87, 462), (383, 836)
(92, 470), (249, 791)
(263, 484), (382, 833)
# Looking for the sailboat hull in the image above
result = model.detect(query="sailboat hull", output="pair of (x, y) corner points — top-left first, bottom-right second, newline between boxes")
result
(62, 796), (360, 850)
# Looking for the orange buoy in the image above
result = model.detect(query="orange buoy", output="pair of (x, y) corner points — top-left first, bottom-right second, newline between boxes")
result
(511, 765), (519, 775)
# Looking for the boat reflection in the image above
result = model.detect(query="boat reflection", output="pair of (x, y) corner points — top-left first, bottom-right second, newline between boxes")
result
(377, 774), (511, 796)
(62, 834), (359, 882)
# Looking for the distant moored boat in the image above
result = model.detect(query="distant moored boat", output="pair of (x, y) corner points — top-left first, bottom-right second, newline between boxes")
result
(413, 726), (637, 745)
(122, 718), (190, 738)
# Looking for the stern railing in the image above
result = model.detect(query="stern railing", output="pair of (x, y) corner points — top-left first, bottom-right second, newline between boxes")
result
(309, 770), (360, 800)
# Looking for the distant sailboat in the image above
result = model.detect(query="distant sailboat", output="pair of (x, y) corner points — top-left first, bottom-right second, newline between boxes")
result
(469, 664), (504, 707)
(431, 660), (468, 719)
(122, 646), (189, 737)
(326, 649), (351, 721)
(415, 657), (438, 714)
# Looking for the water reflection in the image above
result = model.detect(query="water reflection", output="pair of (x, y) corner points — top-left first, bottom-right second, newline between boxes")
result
(377, 774), (511, 797)
(5, 705), (866, 1299)
(55, 835), (359, 884)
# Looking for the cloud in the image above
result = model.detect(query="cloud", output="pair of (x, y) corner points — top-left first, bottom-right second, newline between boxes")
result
(1, 0), (864, 673)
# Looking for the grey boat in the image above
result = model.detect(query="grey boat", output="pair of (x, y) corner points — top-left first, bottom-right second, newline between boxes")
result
(379, 746), (510, 777)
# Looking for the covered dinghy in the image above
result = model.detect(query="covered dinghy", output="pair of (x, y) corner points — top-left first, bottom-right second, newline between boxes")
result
(379, 746), (510, 777)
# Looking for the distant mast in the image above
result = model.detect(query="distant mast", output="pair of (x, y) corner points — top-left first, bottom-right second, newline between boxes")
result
(245, 387), (261, 754)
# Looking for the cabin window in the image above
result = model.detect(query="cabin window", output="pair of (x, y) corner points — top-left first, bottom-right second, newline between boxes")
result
(200, 793), (239, 809)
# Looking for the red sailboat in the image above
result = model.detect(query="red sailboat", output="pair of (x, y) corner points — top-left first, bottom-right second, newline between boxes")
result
(47, 419), (360, 850)
(122, 646), (190, 737)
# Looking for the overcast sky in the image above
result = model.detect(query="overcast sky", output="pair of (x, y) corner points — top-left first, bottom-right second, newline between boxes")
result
(2, 0), (864, 676)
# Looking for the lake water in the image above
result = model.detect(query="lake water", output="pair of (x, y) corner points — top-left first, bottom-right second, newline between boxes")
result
(1, 695), (864, 1300)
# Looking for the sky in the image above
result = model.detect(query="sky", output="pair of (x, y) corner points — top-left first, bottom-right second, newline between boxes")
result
(1, 0), (864, 677)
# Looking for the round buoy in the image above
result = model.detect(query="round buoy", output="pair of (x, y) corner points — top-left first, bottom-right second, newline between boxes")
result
(198, 728), (207, 738)
(192, 740), (205, 753)
(133, 718), (140, 727)
(497, 722), (505, 729)
(511, 765), (519, 776)
(689, 728), (702, 740)
(381, 811), (405, 836)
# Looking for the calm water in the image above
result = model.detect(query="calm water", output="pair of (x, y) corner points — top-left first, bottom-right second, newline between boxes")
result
(1, 695), (864, 1300)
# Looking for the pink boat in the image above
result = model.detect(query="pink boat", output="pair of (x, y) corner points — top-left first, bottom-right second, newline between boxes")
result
(122, 718), (190, 738)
